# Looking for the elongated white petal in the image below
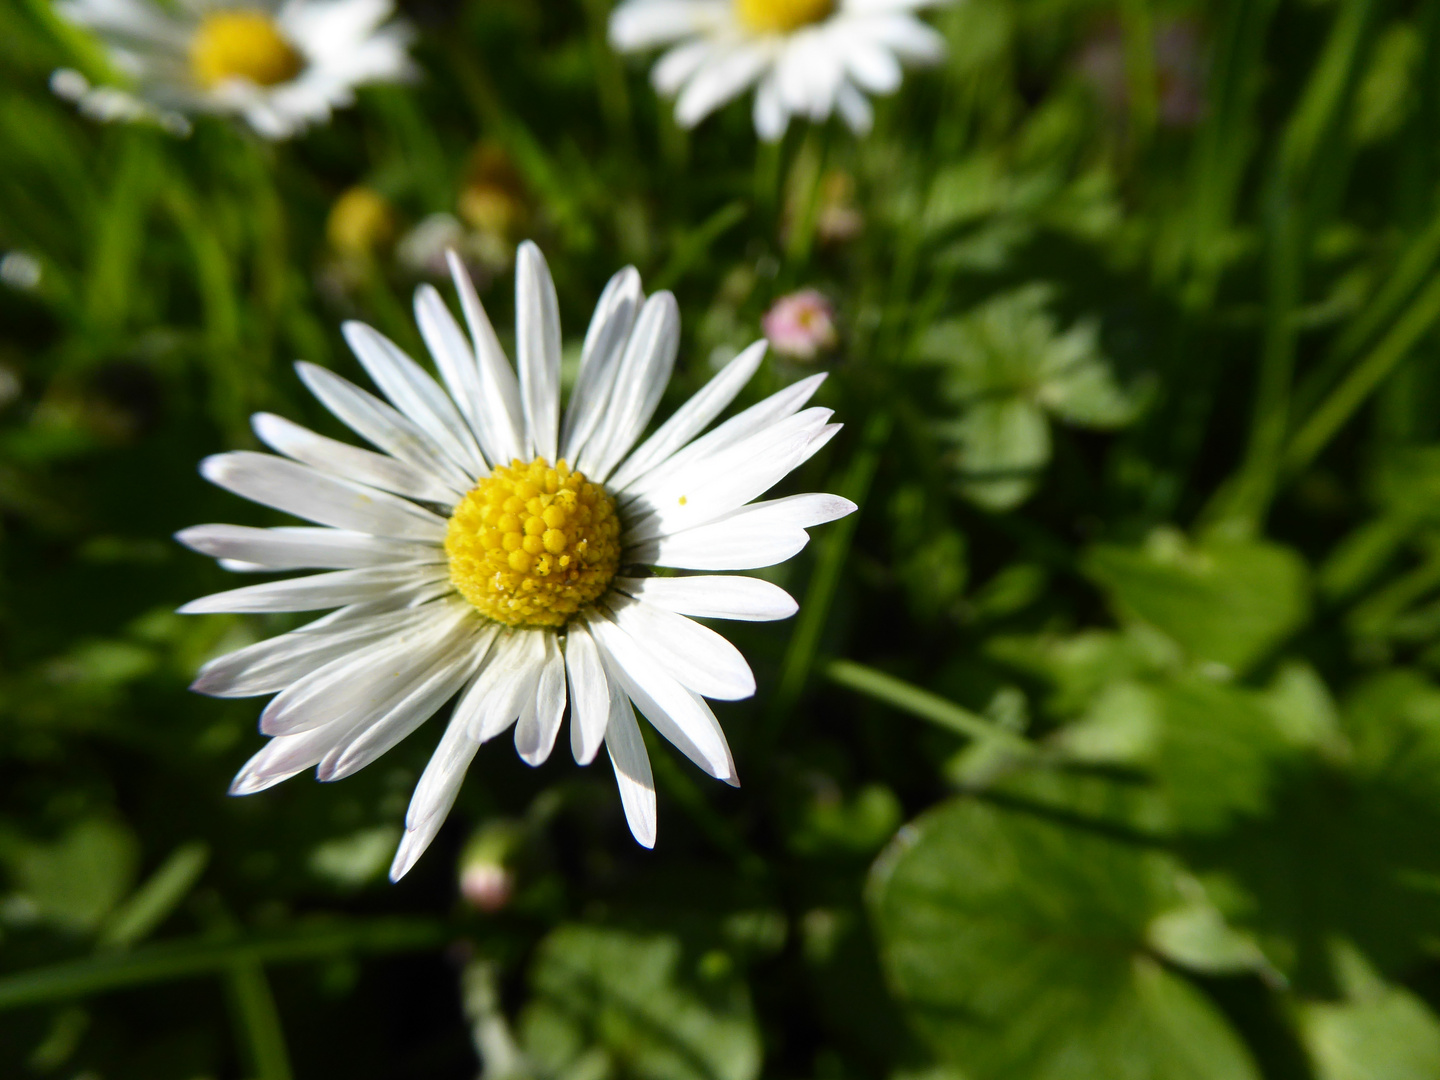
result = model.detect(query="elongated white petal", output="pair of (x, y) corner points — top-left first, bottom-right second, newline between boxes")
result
(623, 413), (839, 543)
(320, 629), (491, 781)
(514, 632), (566, 766)
(839, 30), (902, 93)
(609, 0), (729, 49)
(618, 373), (826, 499)
(653, 38), (717, 95)
(608, 340), (766, 491)
(296, 362), (476, 493)
(253, 412), (461, 504)
(585, 610), (737, 784)
(256, 602), (471, 735)
(515, 242), (562, 463)
(864, 12), (946, 62)
(342, 321), (487, 478)
(560, 266), (643, 464)
(606, 595), (755, 700)
(414, 284), (492, 466)
(577, 292), (681, 482)
(675, 44), (770, 128)
(179, 565), (448, 615)
(466, 629), (549, 743)
(177, 524), (440, 571)
(230, 724), (345, 796)
(191, 604), (440, 698)
(615, 575), (798, 622)
(564, 621), (610, 765)
(605, 689), (656, 848)
(447, 251), (526, 464)
(200, 452), (448, 542)
(630, 492), (856, 571)
(834, 78), (874, 133)
(391, 712), (482, 881)
(754, 70), (788, 142)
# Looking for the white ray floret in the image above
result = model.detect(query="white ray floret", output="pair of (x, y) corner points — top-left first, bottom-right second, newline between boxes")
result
(53, 0), (414, 139)
(178, 241), (854, 879)
(609, 0), (950, 141)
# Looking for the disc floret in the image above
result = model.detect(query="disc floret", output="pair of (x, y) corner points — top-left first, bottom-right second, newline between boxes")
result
(735, 0), (835, 34)
(190, 10), (304, 89)
(446, 458), (621, 628)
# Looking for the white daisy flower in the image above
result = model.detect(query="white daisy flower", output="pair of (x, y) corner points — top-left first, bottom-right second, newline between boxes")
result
(609, 0), (949, 141)
(54, 0), (414, 139)
(177, 242), (854, 879)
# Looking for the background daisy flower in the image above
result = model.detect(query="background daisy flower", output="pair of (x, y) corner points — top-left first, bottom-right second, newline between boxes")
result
(54, 0), (415, 138)
(609, 0), (949, 140)
(176, 242), (854, 879)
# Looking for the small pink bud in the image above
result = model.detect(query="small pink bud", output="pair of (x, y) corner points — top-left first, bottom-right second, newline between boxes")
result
(460, 862), (513, 913)
(762, 289), (838, 361)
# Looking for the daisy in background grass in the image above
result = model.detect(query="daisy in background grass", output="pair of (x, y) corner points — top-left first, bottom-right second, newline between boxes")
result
(177, 242), (854, 879)
(609, 0), (949, 141)
(52, 0), (414, 138)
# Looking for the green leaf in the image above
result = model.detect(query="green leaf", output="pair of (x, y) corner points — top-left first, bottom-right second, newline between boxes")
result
(869, 797), (1260, 1080)
(943, 398), (1049, 511)
(522, 925), (761, 1080)
(1297, 941), (1440, 1080)
(1084, 528), (1311, 674)
(1, 818), (139, 935)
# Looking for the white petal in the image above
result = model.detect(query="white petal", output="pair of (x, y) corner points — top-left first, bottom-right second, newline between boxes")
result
(414, 284), (492, 467)
(342, 321), (487, 478)
(564, 621), (610, 765)
(177, 524), (440, 571)
(835, 79), (874, 133)
(617, 372), (826, 498)
(320, 630), (491, 781)
(296, 362), (477, 493)
(190, 604), (439, 698)
(560, 266), (643, 464)
(200, 452), (448, 542)
(609, 0), (728, 50)
(653, 39), (717, 95)
(863, 12), (946, 62)
(608, 339), (766, 491)
(839, 31), (902, 93)
(753, 70), (789, 141)
(514, 631), (566, 766)
(255, 603), (471, 736)
(576, 292), (681, 482)
(179, 565), (448, 615)
(391, 713), (482, 881)
(585, 609), (737, 784)
(447, 251), (526, 465)
(465, 628), (549, 743)
(675, 45), (771, 128)
(631, 491), (856, 570)
(252, 412), (461, 504)
(515, 242), (562, 464)
(605, 594), (755, 700)
(605, 690), (656, 848)
(229, 725), (343, 795)
(615, 574), (797, 622)
(622, 411), (839, 543)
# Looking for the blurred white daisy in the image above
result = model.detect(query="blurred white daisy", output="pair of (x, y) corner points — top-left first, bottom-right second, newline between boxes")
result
(178, 242), (853, 879)
(609, 0), (948, 140)
(54, 0), (414, 139)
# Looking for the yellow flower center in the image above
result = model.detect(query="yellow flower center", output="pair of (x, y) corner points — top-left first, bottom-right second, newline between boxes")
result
(189, 11), (304, 90)
(735, 0), (835, 34)
(445, 458), (622, 629)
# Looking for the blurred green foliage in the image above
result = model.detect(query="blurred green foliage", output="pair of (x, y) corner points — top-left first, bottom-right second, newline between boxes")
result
(7, 0), (1440, 1077)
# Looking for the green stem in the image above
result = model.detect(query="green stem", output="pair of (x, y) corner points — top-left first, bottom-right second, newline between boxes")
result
(1285, 274), (1440, 476)
(823, 660), (1032, 751)
(226, 960), (293, 1080)
(0, 918), (448, 1011)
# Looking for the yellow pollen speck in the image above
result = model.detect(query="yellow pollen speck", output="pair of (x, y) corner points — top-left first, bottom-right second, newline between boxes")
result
(190, 10), (304, 90)
(735, 0), (834, 34)
(678, 495), (688, 505)
(446, 457), (621, 628)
